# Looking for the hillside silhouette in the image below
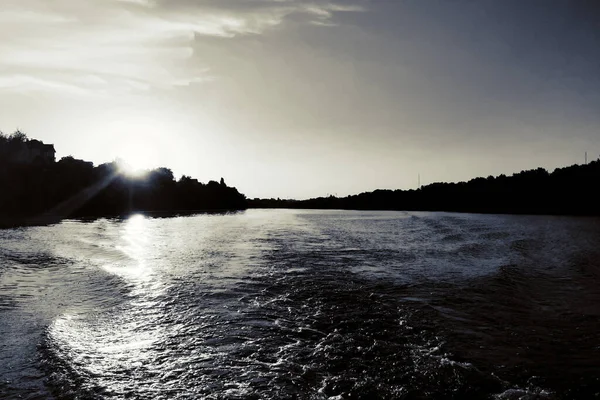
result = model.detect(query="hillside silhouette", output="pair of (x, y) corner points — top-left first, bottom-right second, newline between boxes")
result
(0, 131), (247, 227)
(250, 160), (600, 216)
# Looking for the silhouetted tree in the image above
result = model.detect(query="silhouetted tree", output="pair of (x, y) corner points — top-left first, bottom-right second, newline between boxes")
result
(9, 130), (27, 143)
(250, 162), (600, 216)
(0, 134), (248, 227)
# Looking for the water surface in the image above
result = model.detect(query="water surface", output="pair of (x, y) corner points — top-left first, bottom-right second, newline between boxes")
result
(1, 210), (599, 399)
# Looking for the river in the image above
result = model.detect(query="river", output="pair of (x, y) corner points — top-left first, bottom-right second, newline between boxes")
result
(1, 210), (599, 399)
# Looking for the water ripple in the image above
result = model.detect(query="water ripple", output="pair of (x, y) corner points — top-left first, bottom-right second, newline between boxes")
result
(0, 210), (599, 399)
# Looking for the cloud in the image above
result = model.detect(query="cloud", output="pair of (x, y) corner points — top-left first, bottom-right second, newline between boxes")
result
(0, 0), (364, 95)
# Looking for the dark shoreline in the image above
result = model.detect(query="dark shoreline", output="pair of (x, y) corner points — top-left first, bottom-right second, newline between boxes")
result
(3, 134), (599, 229)
(249, 159), (600, 217)
(3, 206), (599, 230)
(0, 208), (247, 229)
(249, 206), (600, 217)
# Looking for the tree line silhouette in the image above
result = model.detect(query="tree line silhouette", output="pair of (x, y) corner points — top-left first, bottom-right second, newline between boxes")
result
(250, 161), (600, 215)
(0, 131), (247, 227)
(2, 131), (599, 227)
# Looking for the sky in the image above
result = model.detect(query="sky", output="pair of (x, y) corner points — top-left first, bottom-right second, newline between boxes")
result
(1, 0), (599, 199)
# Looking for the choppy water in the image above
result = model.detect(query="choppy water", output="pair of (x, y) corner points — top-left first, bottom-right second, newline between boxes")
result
(1, 210), (599, 399)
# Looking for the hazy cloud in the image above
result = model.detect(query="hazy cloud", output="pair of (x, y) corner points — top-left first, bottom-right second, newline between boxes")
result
(0, 0), (364, 95)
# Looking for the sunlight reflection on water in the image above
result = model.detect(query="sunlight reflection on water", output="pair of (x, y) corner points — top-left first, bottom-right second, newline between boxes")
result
(47, 214), (170, 396)
(107, 214), (153, 282)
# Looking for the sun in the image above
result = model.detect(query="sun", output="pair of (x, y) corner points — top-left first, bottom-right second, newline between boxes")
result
(116, 144), (157, 178)
(117, 158), (147, 177)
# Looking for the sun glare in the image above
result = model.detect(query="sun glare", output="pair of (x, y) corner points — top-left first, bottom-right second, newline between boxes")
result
(117, 158), (147, 178)
(116, 143), (159, 178)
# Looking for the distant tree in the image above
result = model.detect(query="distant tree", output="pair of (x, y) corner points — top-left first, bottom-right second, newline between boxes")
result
(9, 130), (28, 143)
(179, 175), (196, 184)
(155, 167), (174, 182)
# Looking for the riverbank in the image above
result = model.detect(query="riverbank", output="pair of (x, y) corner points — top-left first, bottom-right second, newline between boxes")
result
(250, 160), (600, 216)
